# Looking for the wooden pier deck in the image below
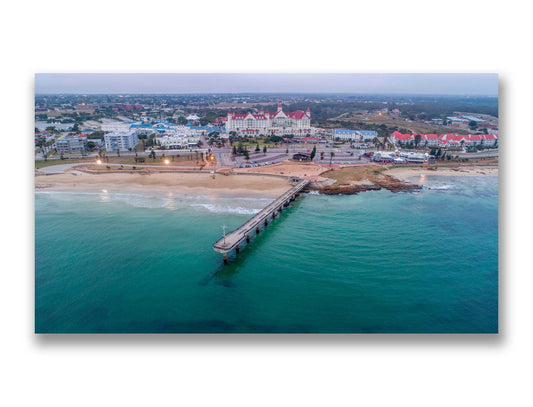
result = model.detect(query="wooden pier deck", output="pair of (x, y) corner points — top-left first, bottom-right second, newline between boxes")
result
(213, 179), (309, 256)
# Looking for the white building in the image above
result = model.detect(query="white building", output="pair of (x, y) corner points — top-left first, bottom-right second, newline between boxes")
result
(372, 151), (397, 162)
(186, 114), (200, 122)
(55, 135), (88, 155)
(332, 129), (378, 141)
(104, 130), (140, 152)
(158, 135), (200, 149)
(225, 104), (312, 136)
(399, 152), (428, 163)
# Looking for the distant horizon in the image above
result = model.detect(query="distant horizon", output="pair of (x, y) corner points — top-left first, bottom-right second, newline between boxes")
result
(35, 73), (499, 96)
(35, 91), (498, 97)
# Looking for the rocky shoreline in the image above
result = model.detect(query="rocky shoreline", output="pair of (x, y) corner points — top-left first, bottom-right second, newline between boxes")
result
(308, 168), (422, 195)
(317, 175), (421, 195)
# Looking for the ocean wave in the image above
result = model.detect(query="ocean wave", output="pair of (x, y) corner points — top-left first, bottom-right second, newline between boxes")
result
(190, 203), (261, 215)
(306, 190), (320, 195)
(35, 190), (275, 212)
(424, 185), (454, 190)
(111, 194), (172, 209)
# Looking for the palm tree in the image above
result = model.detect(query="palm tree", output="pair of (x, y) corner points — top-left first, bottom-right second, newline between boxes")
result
(329, 152), (335, 167)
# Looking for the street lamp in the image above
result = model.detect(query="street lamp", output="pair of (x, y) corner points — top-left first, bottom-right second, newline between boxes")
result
(164, 159), (170, 165)
(96, 159), (102, 165)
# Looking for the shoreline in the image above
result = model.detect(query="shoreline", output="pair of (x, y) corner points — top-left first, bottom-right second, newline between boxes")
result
(34, 163), (499, 199)
(35, 171), (292, 199)
(384, 165), (498, 184)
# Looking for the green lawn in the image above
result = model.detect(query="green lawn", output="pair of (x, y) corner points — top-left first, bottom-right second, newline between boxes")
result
(35, 159), (90, 169)
(35, 152), (205, 169)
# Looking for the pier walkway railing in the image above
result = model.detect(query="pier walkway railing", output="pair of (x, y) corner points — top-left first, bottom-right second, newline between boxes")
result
(213, 179), (309, 256)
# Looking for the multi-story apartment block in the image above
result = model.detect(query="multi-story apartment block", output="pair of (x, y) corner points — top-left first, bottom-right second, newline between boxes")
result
(104, 130), (139, 152)
(55, 135), (88, 155)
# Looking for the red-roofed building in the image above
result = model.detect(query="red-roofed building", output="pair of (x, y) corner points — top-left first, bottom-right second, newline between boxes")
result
(226, 103), (312, 136)
(391, 132), (414, 144)
(482, 134), (498, 146)
(420, 134), (439, 147)
(214, 116), (227, 125)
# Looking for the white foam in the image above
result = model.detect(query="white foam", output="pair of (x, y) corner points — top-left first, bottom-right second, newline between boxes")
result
(111, 194), (171, 209)
(36, 190), (272, 213)
(190, 203), (261, 215)
(424, 185), (453, 190)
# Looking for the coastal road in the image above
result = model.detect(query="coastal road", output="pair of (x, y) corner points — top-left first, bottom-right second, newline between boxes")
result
(212, 149), (233, 167)
(37, 163), (84, 173)
(36, 162), (211, 173)
(456, 151), (499, 159)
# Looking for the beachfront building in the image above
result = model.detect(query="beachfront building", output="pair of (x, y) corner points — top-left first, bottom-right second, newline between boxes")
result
(158, 135), (200, 149)
(332, 129), (378, 141)
(420, 134), (440, 147)
(391, 132), (498, 148)
(225, 104), (313, 137)
(104, 130), (139, 152)
(55, 134), (88, 155)
(372, 151), (397, 162)
(130, 122), (220, 137)
(399, 152), (428, 163)
(373, 151), (429, 164)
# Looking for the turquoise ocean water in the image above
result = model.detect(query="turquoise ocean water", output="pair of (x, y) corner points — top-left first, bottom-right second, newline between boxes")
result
(35, 175), (498, 333)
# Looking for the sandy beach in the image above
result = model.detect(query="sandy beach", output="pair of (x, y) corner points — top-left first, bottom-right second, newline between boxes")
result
(384, 165), (498, 184)
(234, 162), (331, 181)
(35, 171), (292, 198)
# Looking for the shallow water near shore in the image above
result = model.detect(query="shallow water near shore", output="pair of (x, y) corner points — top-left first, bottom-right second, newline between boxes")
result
(35, 175), (498, 333)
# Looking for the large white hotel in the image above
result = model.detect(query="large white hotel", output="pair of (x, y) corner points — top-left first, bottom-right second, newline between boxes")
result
(224, 103), (313, 136)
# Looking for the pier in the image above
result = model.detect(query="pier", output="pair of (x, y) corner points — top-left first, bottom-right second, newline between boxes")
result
(213, 178), (309, 261)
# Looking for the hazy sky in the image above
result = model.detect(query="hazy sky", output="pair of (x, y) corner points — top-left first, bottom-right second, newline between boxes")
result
(35, 73), (498, 96)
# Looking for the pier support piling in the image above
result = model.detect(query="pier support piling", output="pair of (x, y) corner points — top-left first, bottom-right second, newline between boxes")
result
(213, 179), (309, 256)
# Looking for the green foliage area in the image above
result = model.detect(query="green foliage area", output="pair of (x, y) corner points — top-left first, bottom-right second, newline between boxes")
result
(87, 130), (106, 140)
